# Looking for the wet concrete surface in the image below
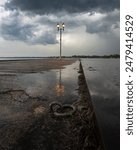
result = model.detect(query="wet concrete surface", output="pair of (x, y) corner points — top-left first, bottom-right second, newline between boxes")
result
(0, 59), (104, 150)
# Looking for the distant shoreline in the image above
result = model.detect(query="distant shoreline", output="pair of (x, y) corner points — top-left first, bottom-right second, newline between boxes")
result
(0, 54), (120, 61)
(71, 54), (120, 58)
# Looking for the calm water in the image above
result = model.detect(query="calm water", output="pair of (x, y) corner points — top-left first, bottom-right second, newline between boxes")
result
(82, 58), (120, 150)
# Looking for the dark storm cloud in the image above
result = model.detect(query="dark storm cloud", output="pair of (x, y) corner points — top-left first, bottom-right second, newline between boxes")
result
(0, 12), (58, 45)
(6, 0), (119, 14)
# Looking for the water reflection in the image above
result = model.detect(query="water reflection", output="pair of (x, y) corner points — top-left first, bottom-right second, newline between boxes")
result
(82, 58), (120, 150)
(55, 69), (65, 96)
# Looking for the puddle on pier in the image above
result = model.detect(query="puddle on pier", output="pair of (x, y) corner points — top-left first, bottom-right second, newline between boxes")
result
(0, 61), (79, 120)
(17, 65), (79, 104)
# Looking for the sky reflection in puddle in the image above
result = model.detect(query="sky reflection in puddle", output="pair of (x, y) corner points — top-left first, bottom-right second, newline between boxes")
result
(0, 60), (80, 125)
(0, 60), (79, 104)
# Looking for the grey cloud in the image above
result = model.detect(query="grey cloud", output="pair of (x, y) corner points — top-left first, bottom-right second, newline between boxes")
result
(30, 31), (58, 45)
(85, 10), (120, 33)
(0, 9), (119, 45)
(0, 12), (58, 45)
(5, 0), (119, 14)
(1, 0), (120, 53)
(1, 23), (35, 41)
(35, 14), (81, 31)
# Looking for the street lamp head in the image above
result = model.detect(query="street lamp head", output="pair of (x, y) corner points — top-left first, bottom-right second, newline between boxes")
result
(62, 23), (65, 30)
(57, 23), (60, 31)
(57, 22), (65, 31)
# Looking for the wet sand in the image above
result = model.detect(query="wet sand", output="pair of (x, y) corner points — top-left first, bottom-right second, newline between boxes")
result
(0, 59), (104, 150)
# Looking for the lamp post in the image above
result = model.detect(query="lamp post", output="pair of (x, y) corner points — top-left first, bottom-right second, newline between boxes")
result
(57, 23), (65, 60)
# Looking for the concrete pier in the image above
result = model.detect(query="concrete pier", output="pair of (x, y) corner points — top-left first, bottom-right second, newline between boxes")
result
(0, 59), (104, 150)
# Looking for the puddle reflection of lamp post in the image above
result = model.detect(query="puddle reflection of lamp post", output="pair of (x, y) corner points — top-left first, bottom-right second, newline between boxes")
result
(55, 69), (64, 96)
(57, 23), (65, 60)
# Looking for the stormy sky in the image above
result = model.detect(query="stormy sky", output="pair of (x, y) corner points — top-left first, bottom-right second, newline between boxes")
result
(0, 0), (120, 57)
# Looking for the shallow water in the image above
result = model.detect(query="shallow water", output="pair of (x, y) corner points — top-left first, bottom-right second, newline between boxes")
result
(0, 60), (79, 120)
(82, 58), (120, 150)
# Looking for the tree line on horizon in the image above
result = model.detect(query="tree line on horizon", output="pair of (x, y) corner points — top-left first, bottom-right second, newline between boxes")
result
(71, 54), (120, 58)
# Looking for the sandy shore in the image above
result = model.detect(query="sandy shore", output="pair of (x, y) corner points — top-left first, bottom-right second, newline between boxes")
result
(0, 58), (76, 73)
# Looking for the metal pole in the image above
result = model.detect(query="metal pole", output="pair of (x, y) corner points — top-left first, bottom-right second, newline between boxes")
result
(60, 29), (62, 60)
(57, 23), (64, 60)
